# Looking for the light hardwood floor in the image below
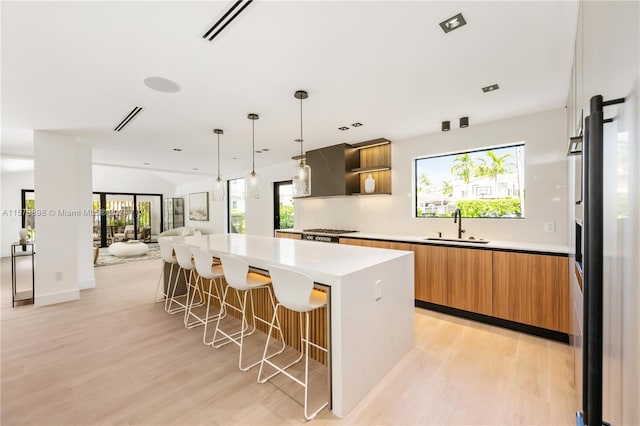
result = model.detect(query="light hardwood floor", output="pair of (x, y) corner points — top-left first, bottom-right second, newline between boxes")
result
(1, 257), (577, 425)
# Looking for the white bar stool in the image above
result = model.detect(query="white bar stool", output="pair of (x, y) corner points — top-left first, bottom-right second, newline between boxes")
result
(190, 248), (226, 343)
(169, 243), (204, 322)
(258, 265), (328, 420)
(212, 253), (286, 371)
(155, 238), (177, 304)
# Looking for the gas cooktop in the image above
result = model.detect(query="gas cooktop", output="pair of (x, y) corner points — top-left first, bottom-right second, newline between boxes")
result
(302, 228), (358, 235)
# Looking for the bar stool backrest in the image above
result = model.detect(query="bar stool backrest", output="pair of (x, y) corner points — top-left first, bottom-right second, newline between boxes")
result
(218, 254), (250, 291)
(173, 244), (195, 270)
(268, 265), (316, 312)
(192, 248), (217, 280)
(158, 238), (177, 264)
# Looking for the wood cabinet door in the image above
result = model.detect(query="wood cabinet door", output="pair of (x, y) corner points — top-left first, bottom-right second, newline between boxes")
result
(411, 244), (447, 305)
(447, 247), (493, 315)
(492, 251), (563, 330)
(339, 237), (362, 246)
(274, 231), (301, 240)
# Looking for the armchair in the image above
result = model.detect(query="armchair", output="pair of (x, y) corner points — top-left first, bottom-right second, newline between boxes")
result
(113, 225), (134, 242)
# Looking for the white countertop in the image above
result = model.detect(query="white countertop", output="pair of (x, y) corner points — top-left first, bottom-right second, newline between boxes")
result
(177, 233), (411, 286)
(276, 229), (568, 254)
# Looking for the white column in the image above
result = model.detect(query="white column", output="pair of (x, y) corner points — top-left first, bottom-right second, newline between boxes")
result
(33, 130), (94, 305)
(76, 143), (95, 290)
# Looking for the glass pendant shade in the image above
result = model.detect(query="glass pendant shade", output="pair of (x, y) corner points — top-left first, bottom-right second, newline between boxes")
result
(292, 162), (311, 197)
(245, 171), (261, 199)
(213, 177), (226, 201)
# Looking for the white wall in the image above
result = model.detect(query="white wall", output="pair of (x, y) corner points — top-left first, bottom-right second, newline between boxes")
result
(92, 164), (177, 195)
(295, 107), (568, 245)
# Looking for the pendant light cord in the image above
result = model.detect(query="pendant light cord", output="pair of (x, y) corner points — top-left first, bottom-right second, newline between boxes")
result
(252, 119), (255, 173)
(217, 133), (221, 180)
(299, 96), (304, 164)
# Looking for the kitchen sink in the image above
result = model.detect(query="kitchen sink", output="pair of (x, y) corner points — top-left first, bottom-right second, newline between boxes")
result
(424, 237), (490, 244)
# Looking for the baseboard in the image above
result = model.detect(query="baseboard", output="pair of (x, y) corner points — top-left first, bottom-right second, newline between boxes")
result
(415, 300), (570, 344)
(35, 288), (80, 306)
(78, 279), (96, 290)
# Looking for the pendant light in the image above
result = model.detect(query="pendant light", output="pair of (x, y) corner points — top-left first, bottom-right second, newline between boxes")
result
(245, 113), (261, 199)
(292, 90), (311, 197)
(212, 129), (225, 201)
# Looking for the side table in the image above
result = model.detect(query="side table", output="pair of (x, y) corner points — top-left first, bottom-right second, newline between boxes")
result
(11, 242), (35, 307)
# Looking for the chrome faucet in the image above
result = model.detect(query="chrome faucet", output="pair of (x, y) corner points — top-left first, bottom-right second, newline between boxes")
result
(453, 208), (465, 239)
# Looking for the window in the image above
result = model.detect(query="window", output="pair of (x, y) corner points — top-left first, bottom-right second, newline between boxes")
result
(274, 181), (294, 230)
(228, 178), (246, 233)
(415, 143), (525, 218)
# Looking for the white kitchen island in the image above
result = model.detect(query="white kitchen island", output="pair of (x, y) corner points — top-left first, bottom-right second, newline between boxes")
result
(178, 233), (414, 418)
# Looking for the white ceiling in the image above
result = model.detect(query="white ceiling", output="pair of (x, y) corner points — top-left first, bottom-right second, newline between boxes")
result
(1, 1), (579, 179)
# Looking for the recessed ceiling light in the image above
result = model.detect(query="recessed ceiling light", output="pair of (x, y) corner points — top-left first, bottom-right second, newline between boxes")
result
(338, 126), (349, 131)
(482, 84), (500, 93)
(143, 76), (180, 93)
(262, 148), (270, 152)
(352, 122), (363, 127)
(173, 148), (182, 152)
(193, 168), (199, 170)
(143, 162), (150, 165)
(439, 13), (467, 33)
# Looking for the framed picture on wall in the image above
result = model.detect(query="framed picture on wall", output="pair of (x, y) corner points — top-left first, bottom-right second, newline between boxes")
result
(189, 192), (209, 221)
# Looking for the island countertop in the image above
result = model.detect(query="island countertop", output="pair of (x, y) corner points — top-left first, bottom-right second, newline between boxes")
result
(180, 233), (412, 286)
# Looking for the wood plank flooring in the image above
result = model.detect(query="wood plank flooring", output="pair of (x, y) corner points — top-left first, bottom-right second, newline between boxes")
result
(1, 257), (577, 425)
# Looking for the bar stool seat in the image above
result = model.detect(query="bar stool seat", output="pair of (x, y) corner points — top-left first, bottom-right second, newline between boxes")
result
(191, 248), (226, 343)
(211, 253), (286, 371)
(258, 264), (329, 420)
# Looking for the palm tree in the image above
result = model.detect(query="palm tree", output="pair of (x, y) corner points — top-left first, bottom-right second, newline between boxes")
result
(481, 150), (513, 194)
(418, 173), (431, 194)
(450, 153), (475, 197)
(442, 181), (453, 196)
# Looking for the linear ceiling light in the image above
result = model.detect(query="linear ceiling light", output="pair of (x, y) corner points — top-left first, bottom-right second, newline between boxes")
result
(113, 106), (143, 132)
(202, 0), (253, 42)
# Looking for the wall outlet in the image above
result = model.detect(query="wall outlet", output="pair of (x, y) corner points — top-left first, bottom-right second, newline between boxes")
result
(544, 221), (555, 233)
(54, 272), (63, 281)
(374, 280), (382, 301)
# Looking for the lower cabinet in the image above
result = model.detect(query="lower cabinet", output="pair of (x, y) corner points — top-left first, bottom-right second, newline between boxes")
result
(274, 231), (302, 240)
(493, 251), (569, 332)
(411, 244), (447, 305)
(341, 237), (568, 333)
(446, 247), (493, 316)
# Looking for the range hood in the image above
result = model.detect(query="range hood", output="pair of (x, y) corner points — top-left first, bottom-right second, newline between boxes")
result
(304, 143), (360, 197)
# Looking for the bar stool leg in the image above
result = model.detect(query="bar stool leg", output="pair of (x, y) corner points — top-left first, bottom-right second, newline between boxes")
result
(155, 262), (174, 303)
(257, 306), (328, 421)
(203, 277), (226, 345)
